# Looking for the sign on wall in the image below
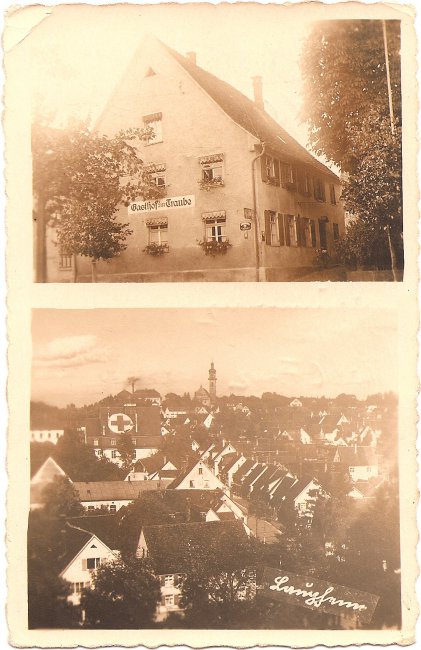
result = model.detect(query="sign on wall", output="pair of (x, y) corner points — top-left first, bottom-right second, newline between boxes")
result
(240, 222), (252, 231)
(261, 567), (379, 623)
(129, 195), (195, 214)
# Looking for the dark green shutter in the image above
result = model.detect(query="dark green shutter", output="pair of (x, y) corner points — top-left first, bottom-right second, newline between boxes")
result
(264, 211), (271, 245)
(296, 216), (302, 246)
(278, 214), (285, 246)
(285, 215), (291, 246)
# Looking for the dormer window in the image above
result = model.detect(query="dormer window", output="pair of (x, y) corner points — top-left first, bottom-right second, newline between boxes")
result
(199, 154), (224, 188)
(143, 113), (163, 144)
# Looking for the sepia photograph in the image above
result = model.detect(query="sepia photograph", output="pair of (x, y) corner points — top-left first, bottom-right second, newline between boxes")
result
(26, 3), (404, 283)
(28, 308), (402, 631)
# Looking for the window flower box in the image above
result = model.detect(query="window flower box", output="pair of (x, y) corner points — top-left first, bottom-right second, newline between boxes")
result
(198, 239), (232, 256)
(198, 178), (225, 191)
(143, 243), (169, 256)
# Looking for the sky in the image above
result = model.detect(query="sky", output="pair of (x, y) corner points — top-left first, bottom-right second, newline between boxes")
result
(31, 308), (398, 407)
(18, 3), (321, 159)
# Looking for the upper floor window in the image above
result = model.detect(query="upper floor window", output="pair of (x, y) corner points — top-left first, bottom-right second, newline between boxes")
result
(329, 183), (337, 204)
(86, 557), (102, 570)
(143, 112), (163, 144)
(93, 439), (99, 447)
(314, 178), (326, 202)
(333, 222), (340, 241)
(287, 215), (298, 246)
(146, 163), (166, 188)
(280, 162), (294, 188)
(202, 211), (227, 242)
(164, 575), (174, 587)
(199, 154), (224, 188)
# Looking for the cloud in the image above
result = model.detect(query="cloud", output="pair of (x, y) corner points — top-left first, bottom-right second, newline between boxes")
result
(33, 335), (108, 369)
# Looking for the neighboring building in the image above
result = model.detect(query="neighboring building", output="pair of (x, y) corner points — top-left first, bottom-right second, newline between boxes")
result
(73, 480), (171, 512)
(136, 520), (253, 620)
(167, 459), (229, 493)
(43, 35), (343, 283)
(58, 522), (118, 606)
(133, 389), (162, 406)
(30, 429), (64, 444)
(85, 405), (162, 465)
(30, 457), (70, 510)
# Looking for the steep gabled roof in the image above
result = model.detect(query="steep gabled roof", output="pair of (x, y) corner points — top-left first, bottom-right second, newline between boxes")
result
(58, 524), (93, 574)
(165, 44), (338, 180)
(64, 515), (119, 550)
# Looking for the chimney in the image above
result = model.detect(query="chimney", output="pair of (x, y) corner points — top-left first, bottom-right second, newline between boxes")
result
(252, 75), (264, 110)
(186, 51), (197, 65)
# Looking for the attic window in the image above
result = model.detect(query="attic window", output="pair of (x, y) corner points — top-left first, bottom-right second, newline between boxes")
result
(90, 544), (97, 548)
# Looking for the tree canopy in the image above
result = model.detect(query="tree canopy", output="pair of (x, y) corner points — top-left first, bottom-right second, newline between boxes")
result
(32, 120), (163, 281)
(81, 556), (160, 628)
(301, 20), (402, 275)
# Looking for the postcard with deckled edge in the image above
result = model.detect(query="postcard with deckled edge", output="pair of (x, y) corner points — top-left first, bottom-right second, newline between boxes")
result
(4, 0), (419, 647)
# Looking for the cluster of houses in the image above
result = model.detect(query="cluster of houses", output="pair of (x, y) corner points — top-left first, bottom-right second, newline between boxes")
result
(30, 375), (393, 622)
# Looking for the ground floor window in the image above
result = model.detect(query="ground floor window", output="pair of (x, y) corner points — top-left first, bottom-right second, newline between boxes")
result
(165, 595), (175, 607)
(148, 223), (168, 245)
(202, 211), (227, 242)
(59, 253), (72, 269)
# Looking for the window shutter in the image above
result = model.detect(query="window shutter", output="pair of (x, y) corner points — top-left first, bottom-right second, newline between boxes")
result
(310, 220), (317, 247)
(285, 216), (291, 246)
(277, 214), (285, 246)
(82, 559), (87, 571)
(159, 575), (165, 586)
(261, 155), (268, 182)
(295, 216), (302, 246)
(264, 211), (271, 245)
(161, 595), (166, 606)
(175, 594), (181, 606)
(273, 159), (280, 185)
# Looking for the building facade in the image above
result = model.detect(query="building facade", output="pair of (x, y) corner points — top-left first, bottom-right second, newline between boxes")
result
(44, 35), (344, 283)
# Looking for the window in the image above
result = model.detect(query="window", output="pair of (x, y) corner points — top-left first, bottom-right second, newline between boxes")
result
(147, 223), (168, 246)
(280, 162), (295, 188)
(199, 153), (224, 187)
(93, 439), (99, 447)
(87, 557), (102, 570)
(202, 211), (227, 242)
(287, 215), (298, 246)
(190, 480), (194, 488)
(333, 223), (340, 241)
(264, 211), (281, 246)
(110, 439), (116, 446)
(310, 220), (317, 247)
(111, 449), (117, 459)
(164, 575), (174, 587)
(73, 582), (85, 594)
(143, 112), (163, 144)
(109, 504), (117, 513)
(330, 184), (337, 205)
(198, 467), (203, 475)
(59, 253), (72, 269)
(87, 505), (95, 512)
(301, 218), (311, 247)
(146, 163), (166, 188)
(165, 595), (174, 607)
(314, 178), (326, 202)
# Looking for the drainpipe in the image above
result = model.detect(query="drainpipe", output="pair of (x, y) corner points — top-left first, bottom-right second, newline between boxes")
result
(251, 142), (266, 282)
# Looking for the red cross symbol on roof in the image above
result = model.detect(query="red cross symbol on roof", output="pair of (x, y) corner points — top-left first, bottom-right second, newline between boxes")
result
(108, 412), (133, 433)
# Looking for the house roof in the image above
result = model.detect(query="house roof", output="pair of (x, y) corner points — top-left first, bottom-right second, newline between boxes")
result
(73, 480), (171, 502)
(142, 520), (248, 573)
(64, 514), (119, 550)
(165, 44), (338, 180)
(58, 524), (94, 573)
(232, 459), (255, 483)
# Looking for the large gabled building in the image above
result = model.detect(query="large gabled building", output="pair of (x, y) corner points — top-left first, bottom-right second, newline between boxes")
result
(45, 35), (344, 283)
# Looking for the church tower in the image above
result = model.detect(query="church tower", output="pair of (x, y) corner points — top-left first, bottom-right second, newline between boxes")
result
(208, 362), (217, 403)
